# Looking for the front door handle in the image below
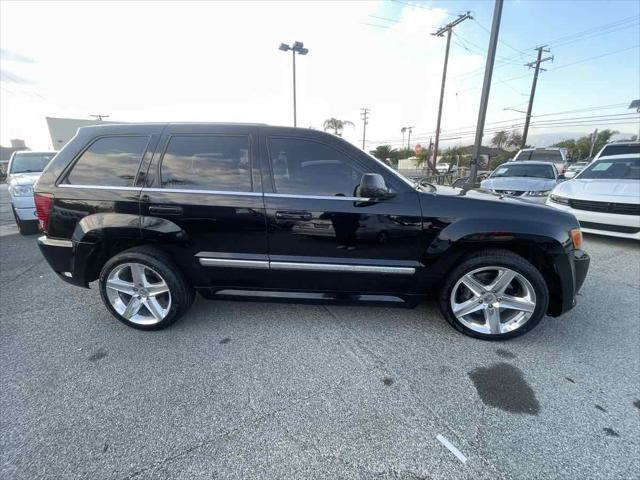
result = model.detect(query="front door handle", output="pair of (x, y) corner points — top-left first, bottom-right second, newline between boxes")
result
(149, 205), (183, 216)
(275, 210), (312, 221)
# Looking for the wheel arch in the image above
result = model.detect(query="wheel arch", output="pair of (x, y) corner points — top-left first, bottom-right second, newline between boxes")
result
(423, 227), (567, 316)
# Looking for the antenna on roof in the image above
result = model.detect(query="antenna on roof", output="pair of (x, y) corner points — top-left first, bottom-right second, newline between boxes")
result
(90, 114), (110, 121)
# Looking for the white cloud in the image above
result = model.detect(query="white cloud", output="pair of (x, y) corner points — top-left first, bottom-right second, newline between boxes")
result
(0, 0), (486, 149)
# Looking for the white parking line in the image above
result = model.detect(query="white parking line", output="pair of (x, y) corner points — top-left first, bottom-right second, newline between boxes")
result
(436, 434), (468, 464)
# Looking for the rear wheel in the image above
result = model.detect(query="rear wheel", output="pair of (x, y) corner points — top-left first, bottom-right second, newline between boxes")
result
(99, 247), (195, 330)
(439, 249), (549, 340)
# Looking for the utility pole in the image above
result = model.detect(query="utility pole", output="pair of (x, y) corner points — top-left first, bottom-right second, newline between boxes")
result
(360, 108), (370, 150)
(589, 128), (599, 158)
(432, 11), (472, 175)
(521, 46), (553, 147)
(90, 114), (109, 121)
(406, 126), (414, 151)
(467, 0), (503, 188)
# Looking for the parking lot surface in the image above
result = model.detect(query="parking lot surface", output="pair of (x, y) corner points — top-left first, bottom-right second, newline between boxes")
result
(1, 187), (639, 479)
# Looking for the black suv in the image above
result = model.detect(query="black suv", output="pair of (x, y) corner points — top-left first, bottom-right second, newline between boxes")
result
(35, 123), (589, 339)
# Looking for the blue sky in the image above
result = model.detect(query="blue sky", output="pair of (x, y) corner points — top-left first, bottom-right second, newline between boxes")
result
(1, 0), (638, 150)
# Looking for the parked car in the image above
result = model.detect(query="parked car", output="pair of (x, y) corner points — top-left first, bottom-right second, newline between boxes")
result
(547, 153), (640, 240)
(512, 147), (569, 174)
(6, 150), (57, 234)
(435, 162), (450, 173)
(34, 123), (589, 339)
(480, 161), (562, 203)
(564, 161), (589, 179)
(592, 141), (639, 160)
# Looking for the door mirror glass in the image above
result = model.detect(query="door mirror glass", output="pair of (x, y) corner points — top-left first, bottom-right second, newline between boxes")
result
(359, 173), (394, 199)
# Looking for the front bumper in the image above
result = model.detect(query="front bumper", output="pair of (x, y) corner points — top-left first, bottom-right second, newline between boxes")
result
(11, 195), (37, 221)
(552, 248), (590, 316)
(547, 200), (640, 240)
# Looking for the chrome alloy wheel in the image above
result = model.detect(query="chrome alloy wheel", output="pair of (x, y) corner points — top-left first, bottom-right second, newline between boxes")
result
(450, 266), (537, 335)
(105, 263), (171, 325)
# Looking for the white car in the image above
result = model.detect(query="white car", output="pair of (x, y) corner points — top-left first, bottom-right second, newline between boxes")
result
(592, 141), (639, 160)
(547, 153), (640, 240)
(6, 150), (57, 235)
(481, 161), (561, 203)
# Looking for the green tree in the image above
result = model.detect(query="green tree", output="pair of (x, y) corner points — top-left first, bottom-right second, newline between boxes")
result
(491, 130), (508, 149)
(507, 130), (523, 149)
(553, 129), (619, 160)
(369, 145), (398, 166)
(322, 118), (354, 137)
(439, 146), (467, 170)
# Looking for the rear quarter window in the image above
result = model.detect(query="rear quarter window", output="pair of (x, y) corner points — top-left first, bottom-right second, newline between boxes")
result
(64, 136), (149, 187)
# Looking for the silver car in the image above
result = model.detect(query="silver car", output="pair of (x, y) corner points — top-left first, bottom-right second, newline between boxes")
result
(480, 161), (562, 203)
(7, 150), (57, 234)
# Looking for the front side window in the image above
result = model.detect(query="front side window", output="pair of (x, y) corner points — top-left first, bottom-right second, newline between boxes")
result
(269, 138), (364, 196)
(160, 135), (251, 191)
(66, 136), (149, 186)
(10, 153), (56, 174)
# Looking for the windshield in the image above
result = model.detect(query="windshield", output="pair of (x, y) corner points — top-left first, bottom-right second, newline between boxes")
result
(577, 157), (640, 180)
(10, 153), (55, 174)
(491, 163), (555, 179)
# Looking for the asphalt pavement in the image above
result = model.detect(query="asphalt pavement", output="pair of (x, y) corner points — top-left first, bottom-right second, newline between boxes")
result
(1, 186), (638, 479)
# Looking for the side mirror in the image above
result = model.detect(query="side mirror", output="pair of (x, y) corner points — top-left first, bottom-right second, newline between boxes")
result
(359, 173), (395, 199)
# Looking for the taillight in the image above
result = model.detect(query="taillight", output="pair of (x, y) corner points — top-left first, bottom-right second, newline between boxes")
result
(34, 193), (54, 233)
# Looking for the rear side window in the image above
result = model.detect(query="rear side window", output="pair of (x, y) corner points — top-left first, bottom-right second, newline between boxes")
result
(160, 135), (251, 191)
(65, 136), (149, 186)
(269, 137), (364, 196)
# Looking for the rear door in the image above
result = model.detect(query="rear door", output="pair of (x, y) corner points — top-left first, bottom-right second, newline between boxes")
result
(260, 131), (423, 294)
(140, 124), (268, 289)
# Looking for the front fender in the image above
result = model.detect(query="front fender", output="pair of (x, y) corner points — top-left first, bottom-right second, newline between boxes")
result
(426, 217), (570, 257)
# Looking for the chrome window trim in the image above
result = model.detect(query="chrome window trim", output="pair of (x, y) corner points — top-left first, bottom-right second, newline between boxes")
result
(38, 236), (73, 248)
(58, 184), (140, 191)
(143, 187), (262, 197)
(197, 254), (415, 275)
(264, 193), (371, 201)
(269, 261), (415, 275)
(198, 258), (269, 269)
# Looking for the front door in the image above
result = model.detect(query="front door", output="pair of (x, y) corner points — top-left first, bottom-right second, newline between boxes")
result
(140, 124), (268, 289)
(261, 133), (423, 294)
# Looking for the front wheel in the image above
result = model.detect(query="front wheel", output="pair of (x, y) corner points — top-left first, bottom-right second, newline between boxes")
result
(99, 247), (195, 330)
(439, 249), (549, 340)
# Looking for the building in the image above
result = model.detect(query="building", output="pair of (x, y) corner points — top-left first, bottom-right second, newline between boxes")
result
(46, 117), (119, 150)
(0, 139), (29, 162)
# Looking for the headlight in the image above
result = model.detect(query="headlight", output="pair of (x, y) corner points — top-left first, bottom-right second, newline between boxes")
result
(549, 194), (570, 205)
(524, 190), (551, 197)
(9, 184), (33, 197)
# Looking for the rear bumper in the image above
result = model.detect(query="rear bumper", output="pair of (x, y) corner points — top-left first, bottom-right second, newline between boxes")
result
(552, 249), (590, 316)
(37, 235), (89, 288)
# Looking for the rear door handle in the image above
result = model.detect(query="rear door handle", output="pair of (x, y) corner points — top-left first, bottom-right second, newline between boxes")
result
(149, 205), (183, 216)
(275, 210), (312, 221)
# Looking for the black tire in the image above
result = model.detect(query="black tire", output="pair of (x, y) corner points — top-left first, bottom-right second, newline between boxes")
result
(13, 207), (39, 235)
(438, 249), (549, 340)
(98, 246), (195, 330)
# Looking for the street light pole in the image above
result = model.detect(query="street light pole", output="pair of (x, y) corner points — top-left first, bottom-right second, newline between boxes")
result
(279, 41), (309, 127)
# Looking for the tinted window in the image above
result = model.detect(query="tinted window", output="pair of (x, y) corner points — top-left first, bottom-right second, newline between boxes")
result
(66, 136), (148, 186)
(600, 144), (640, 156)
(161, 135), (251, 191)
(578, 157), (640, 180)
(269, 138), (364, 196)
(517, 150), (563, 162)
(10, 153), (56, 174)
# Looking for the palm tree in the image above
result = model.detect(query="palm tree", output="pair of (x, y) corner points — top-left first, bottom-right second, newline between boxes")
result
(507, 130), (523, 149)
(401, 127), (407, 149)
(369, 145), (398, 166)
(491, 130), (508, 149)
(323, 118), (355, 137)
